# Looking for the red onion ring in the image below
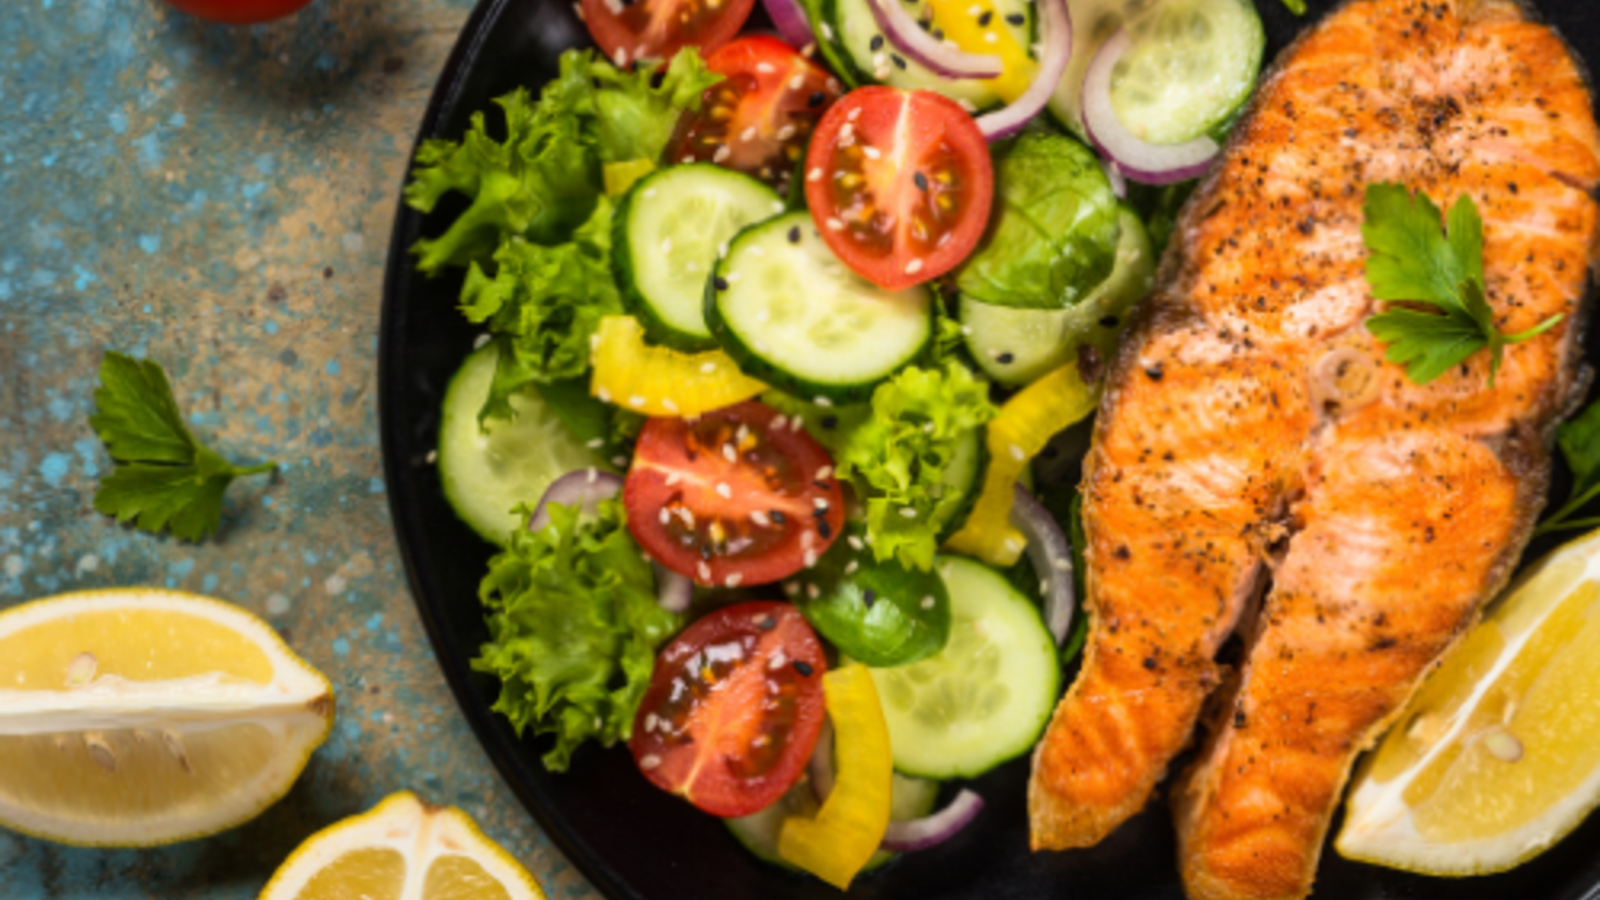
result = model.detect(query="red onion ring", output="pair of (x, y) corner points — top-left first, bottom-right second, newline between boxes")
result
(526, 469), (624, 533)
(975, 0), (1072, 141)
(762, 0), (816, 50)
(1010, 484), (1074, 645)
(880, 789), (985, 852)
(528, 469), (690, 613)
(867, 0), (1001, 80)
(1080, 29), (1219, 185)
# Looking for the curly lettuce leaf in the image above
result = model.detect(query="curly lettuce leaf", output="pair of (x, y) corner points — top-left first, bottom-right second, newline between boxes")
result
(588, 48), (722, 164)
(834, 362), (997, 571)
(463, 199), (622, 424)
(473, 497), (681, 772)
(956, 131), (1121, 310)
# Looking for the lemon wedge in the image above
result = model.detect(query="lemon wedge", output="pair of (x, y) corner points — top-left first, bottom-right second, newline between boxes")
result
(1338, 527), (1600, 874)
(0, 587), (333, 846)
(260, 791), (546, 900)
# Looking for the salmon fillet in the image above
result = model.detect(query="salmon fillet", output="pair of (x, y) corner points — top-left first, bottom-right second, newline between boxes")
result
(1029, 3), (1600, 898)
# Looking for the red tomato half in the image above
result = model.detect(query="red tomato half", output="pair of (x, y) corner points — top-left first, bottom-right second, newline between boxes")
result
(624, 401), (844, 587)
(804, 87), (994, 290)
(579, 0), (755, 68)
(631, 602), (827, 816)
(161, 0), (314, 23)
(671, 36), (842, 190)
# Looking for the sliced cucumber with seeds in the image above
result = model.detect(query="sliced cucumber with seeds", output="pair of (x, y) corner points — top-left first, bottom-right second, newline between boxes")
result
(706, 211), (932, 405)
(615, 164), (785, 352)
(961, 205), (1154, 386)
(818, 0), (1032, 110)
(726, 772), (940, 872)
(1107, 0), (1264, 145)
(437, 344), (611, 546)
(868, 556), (1061, 779)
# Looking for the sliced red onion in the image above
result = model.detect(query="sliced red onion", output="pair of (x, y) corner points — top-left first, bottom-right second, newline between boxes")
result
(868, 0), (1000, 80)
(1080, 29), (1219, 185)
(527, 469), (624, 533)
(762, 0), (815, 51)
(655, 564), (693, 614)
(880, 789), (985, 852)
(975, 0), (1072, 141)
(1010, 484), (1074, 645)
(808, 718), (836, 803)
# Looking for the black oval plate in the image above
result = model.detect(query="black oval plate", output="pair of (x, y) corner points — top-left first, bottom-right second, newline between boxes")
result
(379, 3), (1600, 898)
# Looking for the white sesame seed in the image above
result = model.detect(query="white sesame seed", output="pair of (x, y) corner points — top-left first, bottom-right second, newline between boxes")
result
(665, 471), (682, 486)
(1010, 444), (1026, 461)
(713, 145), (732, 164)
(863, 145), (882, 160)
(726, 573), (745, 587)
(635, 44), (647, 60)
(784, 581), (800, 595)
(643, 187), (657, 199)
(904, 257), (923, 274)
(789, 74), (806, 90)
(840, 123), (854, 140)
(777, 124), (797, 141)
(718, 241), (729, 257)
(740, 126), (757, 142)
(723, 443), (737, 462)
(826, 217), (845, 231)
(644, 713), (659, 732)
(846, 106), (861, 122)
(820, 22), (834, 40)
(1040, 579), (1051, 596)
(1053, 558), (1073, 571)
(814, 497), (830, 510)
(801, 42), (816, 57)
(573, 1), (584, 19)
(629, 395), (646, 408)
(680, 155), (695, 165)
(985, 31), (998, 42)
(1004, 537), (1024, 553)
(640, 754), (661, 770)
(751, 510), (771, 527)
(792, 415), (804, 430)
(827, 77), (841, 92)
(801, 529), (816, 549)
(815, 466), (833, 481)
(472, 332), (491, 350)
(716, 482), (732, 498)
(697, 561), (712, 581)
(806, 582), (821, 599)
(425, 449), (438, 464)
(804, 549), (818, 568)
(771, 200), (786, 213)
(586, 438), (605, 449)
(659, 508), (671, 525)
(612, 455), (628, 468)
(769, 649), (788, 670)
(808, 167), (823, 182)
(614, 47), (629, 66)
(921, 595), (935, 610)
(814, 396), (834, 407)
(590, 333), (600, 351)
(844, 560), (859, 575)
(967, 3), (980, 12)
(663, 398), (679, 413)
(848, 535), (865, 551)
(727, 271), (742, 283)
(756, 62), (776, 74)
(701, 361), (718, 374)
(900, 507), (918, 518)
(586, 467), (598, 483)
(872, 52), (887, 69)
(957, 98), (977, 112)
(597, 387), (612, 402)
(660, 237), (673, 254)
(772, 415), (789, 431)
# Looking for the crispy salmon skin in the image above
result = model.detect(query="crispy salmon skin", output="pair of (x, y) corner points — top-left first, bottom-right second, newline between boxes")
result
(1028, 2), (1600, 898)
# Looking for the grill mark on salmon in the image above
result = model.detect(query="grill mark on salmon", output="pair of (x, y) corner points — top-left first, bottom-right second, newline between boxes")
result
(1029, 2), (1600, 898)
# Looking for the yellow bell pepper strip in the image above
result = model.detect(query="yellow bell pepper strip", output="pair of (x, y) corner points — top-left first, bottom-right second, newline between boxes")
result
(925, 0), (1038, 103)
(777, 665), (894, 890)
(590, 315), (767, 417)
(603, 160), (655, 197)
(944, 361), (1099, 567)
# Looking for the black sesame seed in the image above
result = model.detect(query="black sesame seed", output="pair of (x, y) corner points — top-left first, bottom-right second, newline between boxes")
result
(792, 660), (815, 677)
(1099, 315), (1119, 328)
(700, 544), (713, 560)
(914, 171), (929, 192)
(758, 615), (777, 631)
(770, 509), (787, 524)
(891, 53), (907, 69)
(808, 91), (826, 107)
(788, 225), (802, 243)
(978, 10), (992, 25)
(931, 27), (944, 40)
(862, 588), (877, 608)
(817, 519), (833, 539)
(714, 276), (729, 291)
(997, 352), (1015, 365)
(870, 34), (885, 51)
(821, 415), (839, 429)
(1145, 364), (1164, 381)
(1005, 12), (1024, 25)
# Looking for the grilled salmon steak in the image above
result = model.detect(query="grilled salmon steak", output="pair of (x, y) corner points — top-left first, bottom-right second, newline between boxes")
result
(1028, 1), (1600, 898)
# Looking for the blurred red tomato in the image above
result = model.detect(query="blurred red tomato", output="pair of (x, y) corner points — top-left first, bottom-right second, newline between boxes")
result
(160, 0), (316, 24)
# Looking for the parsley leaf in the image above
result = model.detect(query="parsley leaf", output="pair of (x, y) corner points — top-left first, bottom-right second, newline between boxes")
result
(1535, 398), (1600, 537)
(89, 352), (275, 542)
(1362, 183), (1561, 386)
(1280, 0), (1307, 13)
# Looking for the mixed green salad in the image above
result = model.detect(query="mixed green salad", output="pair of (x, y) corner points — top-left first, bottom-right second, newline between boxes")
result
(404, 0), (1267, 887)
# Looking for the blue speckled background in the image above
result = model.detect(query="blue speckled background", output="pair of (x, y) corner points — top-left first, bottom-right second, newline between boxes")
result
(0, 1), (598, 897)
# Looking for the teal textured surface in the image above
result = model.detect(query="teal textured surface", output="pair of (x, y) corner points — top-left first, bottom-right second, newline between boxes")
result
(0, 1), (596, 897)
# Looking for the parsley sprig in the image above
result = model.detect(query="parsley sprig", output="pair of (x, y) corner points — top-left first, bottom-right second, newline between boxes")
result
(1362, 183), (1563, 386)
(90, 352), (275, 542)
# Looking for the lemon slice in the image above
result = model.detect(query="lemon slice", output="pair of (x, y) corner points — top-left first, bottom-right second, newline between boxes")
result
(1338, 527), (1600, 875)
(260, 791), (546, 900)
(0, 587), (333, 846)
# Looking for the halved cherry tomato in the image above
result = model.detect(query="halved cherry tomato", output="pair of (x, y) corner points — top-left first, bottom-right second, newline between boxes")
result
(804, 87), (994, 290)
(579, 0), (755, 69)
(625, 401), (844, 587)
(670, 36), (842, 190)
(631, 602), (828, 817)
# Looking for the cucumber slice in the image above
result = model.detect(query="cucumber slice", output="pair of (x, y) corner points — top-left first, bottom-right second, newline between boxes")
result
(707, 212), (932, 405)
(726, 773), (940, 872)
(437, 344), (610, 546)
(961, 205), (1154, 386)
(1107, 0), (1264, 145)
(869, 556), (1061, 779)
(615, 164), (785, 351)
(1048, 0), (1155, 139)
(818, 0), (1031, 110)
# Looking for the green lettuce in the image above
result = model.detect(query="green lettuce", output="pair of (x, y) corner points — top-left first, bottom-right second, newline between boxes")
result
(956, 130), (1121, 310)
(461, 198), (622, 424)
(588, 49), (723, 164)
(834, 361), (997, 571)
(473, 498), (682, 772)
